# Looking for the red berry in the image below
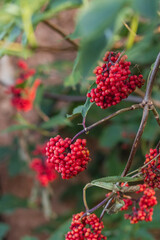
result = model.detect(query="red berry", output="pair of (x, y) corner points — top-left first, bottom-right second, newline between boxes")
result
(46, 136), (91, 179)
(141, 148), (160, 189)
(87, 52), (145, 109)
(65, 212), (107, 240)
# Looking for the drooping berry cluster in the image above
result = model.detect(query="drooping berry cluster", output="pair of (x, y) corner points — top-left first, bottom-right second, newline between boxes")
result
(46, 135), (90, 179)
(65, 212), (107, 240)
(141, 148), (160, 189)
(121, 184), (157, 224)
(87, 52), (145, 109)
(8, 60), (40, 111)
(30, 158), (57, 186)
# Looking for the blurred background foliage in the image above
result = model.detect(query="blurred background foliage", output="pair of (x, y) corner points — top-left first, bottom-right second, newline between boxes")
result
(0, 0), (160, 239)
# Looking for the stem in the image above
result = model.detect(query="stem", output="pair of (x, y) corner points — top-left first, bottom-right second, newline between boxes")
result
(44, 92), (86, 102)
(144, 52), (160, 101)
(81, 194), (114, 218)
(83, 183), (92, 211)
(151, 105), (160, 126)
(99, 197), (113, 221)
(43, 20), (79, 50)
(121, 104), (149, 177)
(71, 104), (141, 142)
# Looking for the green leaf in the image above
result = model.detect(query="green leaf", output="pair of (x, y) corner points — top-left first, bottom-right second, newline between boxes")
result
(81, 82), (97, 118)
(72, 0), (125, 40)
(21, 236), (38, 240)
(79, 34), (107, 78)
(1, 124), (30, 133)
(91, 181), (118, 191)
(40, 115), (71, 129)
(132, 0), (158, 19)
(67, 105), (83, 118)
(91, 176), (142, 185)
(0, 223), (10, 240)
(48, 219), (72, 240)
(38, 0), (82, 22)
(0, 194), (28, 214)
(107, 199), (124, 215)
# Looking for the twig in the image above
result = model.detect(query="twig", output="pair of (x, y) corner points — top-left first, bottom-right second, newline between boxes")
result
(122, 52), (160, 177)
(151, 105), (160, 126)
(121, 104), (149, 177)
(35, 45), (76, 52)
(43, 20), (79, 50)
(71, 104), (141, 142)
(144, 52), (160, 101)
(44, 92), (86, 102)
(99, 197), (113, 221)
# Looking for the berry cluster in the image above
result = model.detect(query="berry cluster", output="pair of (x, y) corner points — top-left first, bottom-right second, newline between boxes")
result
(141, 148), (160, 189)
(65, 212), (107, 240)
(46, 136), (90, 179)
(122, 184), (157, 224)
(8, 60), (40, 111)
(30, 158), (57, 186)
(87, 52), (145, 109)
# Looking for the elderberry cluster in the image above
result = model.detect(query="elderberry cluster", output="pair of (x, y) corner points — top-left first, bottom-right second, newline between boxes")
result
(65, 212), (107, 240)
(121, 184), (157, 224)
(30, 158), (57, 186)
(46, 135), (90, 179)
(8, 60), (40, 112)
(87, 52), (145, 109)
(141, 148), (160, 189)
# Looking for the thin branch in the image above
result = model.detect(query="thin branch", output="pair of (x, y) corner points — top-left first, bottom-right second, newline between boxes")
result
(144, 52), (160, 101)
(99, 197), (113, 221)
(71, 104), (141, 142)
(35, 45), (76, 52)
(44, 92), (86, 102)
(151, 105), (160, 126)
(135, 88), (160, 108)
(121, 104), (149, 177)
(43, 20), (79, 50)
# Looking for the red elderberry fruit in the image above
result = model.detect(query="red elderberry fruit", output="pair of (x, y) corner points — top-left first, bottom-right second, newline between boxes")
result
(65, 212), (107, 240)
(87, 52), (145, 109)
(46, 135), (90, 179)
(121, 184), (157, 224)
(141, 148), (160, 189)
(30, 158), (57, 187)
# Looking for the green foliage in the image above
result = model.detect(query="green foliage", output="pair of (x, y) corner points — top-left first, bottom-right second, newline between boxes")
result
(21, 237), (38, 240)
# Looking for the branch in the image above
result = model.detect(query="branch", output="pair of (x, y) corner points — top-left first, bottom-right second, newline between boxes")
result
(71, 104), (141, 142)
(43, 20), (79, 50)
(35, 45), (76, 52)
(44, 92), (86, 102)
(121, 104), (149, 177)
(144, 52), (160, 101)
(151, 105), (160, 126)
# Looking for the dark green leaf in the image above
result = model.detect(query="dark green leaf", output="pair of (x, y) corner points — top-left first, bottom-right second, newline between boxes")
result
(72, 0), (125, 40)
(81, 82), (97, 118)
(91, 181), (118, 191)
(67, 105), (83, 118)
(132, 0), (158, 19)
(91, 176), (142, 184)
